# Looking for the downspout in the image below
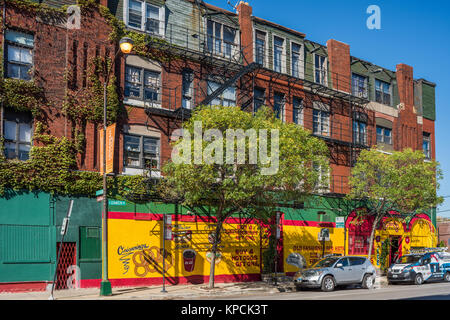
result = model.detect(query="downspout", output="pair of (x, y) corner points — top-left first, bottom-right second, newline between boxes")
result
(1, 0), (6, 142)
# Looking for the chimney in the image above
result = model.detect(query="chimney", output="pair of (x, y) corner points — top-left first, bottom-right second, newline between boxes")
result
(396, 63), (414, 111)
(326, 39), (351, 93)
(237, 1), (253, 64)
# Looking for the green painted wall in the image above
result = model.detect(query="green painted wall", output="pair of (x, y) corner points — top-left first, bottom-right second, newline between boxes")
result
(0, 191), (102, 284)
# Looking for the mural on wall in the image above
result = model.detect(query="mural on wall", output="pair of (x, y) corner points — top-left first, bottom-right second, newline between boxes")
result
(108, 214), (263, 282)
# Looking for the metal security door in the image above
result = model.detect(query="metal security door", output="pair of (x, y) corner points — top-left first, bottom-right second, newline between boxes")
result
(55, 242), (77, 290)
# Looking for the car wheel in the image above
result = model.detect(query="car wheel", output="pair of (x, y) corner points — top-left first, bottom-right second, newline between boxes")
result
(414, 273), (424, 285)
(362, 274), (374, 289)
(444, 272), (450, 282)
(321, 276), (335, 292)
(295, 284), (303, 291)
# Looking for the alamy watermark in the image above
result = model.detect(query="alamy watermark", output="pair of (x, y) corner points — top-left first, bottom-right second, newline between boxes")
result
(171, 121), (280, 176)
(367, 5), (381, 30)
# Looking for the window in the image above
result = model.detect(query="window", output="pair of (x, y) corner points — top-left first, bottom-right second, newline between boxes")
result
(353, 120), (367, 146)
(207, 81), (236, 107)
(314, 54), (327, 85)
(349, 257), (367, 266)
(254, 87), (265, 112)
(423, 132), (431, 159)
(337, 258), (349, 267)
(349, 234), (369, 255)
(291, 42), (302, 78)
(352, 73), (368, 98)
(273, 36), (284, 73)
(125, 65), (161, 103)
(375, 79), (391, 105)
(255, 30), (266, 66)
(293, 97), (303, 125)
(5, 30), (34, 80)
(207, 21), (236, 58)
(124, 134), (160, 170)
(376, 126), (392, 145)
(3, 110), (32, 161)
(313, 162), (329, 192)
(313, 109), (330, 136)
(126, 0), (164, 36)
(182, 70), (194, 109)
(273, 93), (285, 121)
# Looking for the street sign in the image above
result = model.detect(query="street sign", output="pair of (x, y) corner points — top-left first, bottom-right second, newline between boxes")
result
(96, 189), (104, 196)
(318, 228), (330, 241)
(335, 217), (345, 228)
(96, 195), (104, 202)
(108, 200), (126, 206)
(163, 215), (173, 240)
(276, 212), (281, 239)
(60, 218), (69, 235)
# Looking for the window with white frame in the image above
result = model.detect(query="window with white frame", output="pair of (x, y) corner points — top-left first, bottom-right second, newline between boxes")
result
(254, 87), (265, 113)
(255, 30), (266, 66)
(313, 162), (330, 193)
(375, 79), (391, 106)
(5, 30), (34, 81)
(376, 126), (392, 145)
(124, 134), (160, 170)
(207, 81), (236, 107)
(206, 20), (237, 59)
(126, 0), (164, 36)
(293, 97), (303, 125)
(273, 92), (285, 121)
(291, 42), (302, 78)
(273, 36), (284, 73)
(125, 65), (161, 103)
(313, 108), (330, 137)
(352, 73), (368, 98)
(182, 70), (194, 110)
(423, 132), (431, 160)
(353, 120), (367, 146)
(3, 110), (32, 161)
(314, 54), (327, 85)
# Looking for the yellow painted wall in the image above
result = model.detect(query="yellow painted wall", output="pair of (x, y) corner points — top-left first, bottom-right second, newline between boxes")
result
(108, 218), (263, 280)
(283, 225), (345, 272)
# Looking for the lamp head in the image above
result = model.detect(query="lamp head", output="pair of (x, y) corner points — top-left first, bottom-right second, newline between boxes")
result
(119, 37), (134, 54)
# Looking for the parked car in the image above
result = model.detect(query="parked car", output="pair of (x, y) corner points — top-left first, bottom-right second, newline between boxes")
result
(388, 251), (450, 285)
(293, 256), (376, 292)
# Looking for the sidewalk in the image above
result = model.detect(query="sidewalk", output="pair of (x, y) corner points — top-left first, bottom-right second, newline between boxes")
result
(0, 275), (389, 300)
(0, 281), (284, 301)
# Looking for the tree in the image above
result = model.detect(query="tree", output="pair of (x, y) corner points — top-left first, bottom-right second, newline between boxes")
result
(347, 147), (443, 264)
(159, 105), (329, 288)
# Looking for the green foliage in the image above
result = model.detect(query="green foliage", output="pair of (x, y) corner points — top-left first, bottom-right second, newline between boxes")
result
(379, 239), (390, 272)
(0, 78), (45, 116)
(348, 148), (443, 215)
(347, 147), (444, 261)
(160, 105), (329, 287)
(438, 240), (447, 248)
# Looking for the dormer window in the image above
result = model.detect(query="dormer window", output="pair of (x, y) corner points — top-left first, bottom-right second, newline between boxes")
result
(126, 0), (165, 36)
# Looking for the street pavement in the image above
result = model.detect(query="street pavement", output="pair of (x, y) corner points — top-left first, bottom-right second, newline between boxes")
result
(1, 277), (450, 300)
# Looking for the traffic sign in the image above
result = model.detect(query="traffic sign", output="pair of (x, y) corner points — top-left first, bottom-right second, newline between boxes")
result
(108, 200), (126, 206)
(335, 217), (345, 228)
(96, 189), (103, 196)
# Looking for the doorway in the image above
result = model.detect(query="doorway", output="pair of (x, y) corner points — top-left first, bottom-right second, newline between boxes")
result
(389, 236), (401, 266)
(56, 242), (77, 290)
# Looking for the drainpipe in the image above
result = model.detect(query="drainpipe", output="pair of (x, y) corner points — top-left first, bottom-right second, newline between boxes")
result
(1, 0), (6, 141)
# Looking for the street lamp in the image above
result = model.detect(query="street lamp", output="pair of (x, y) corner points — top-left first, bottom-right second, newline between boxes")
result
(100, 37), (134, 297)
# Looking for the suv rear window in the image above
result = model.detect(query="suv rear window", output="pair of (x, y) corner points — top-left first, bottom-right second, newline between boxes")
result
(349, 257), (366, 266)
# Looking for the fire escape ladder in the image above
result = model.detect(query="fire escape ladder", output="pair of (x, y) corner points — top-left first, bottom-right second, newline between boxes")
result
(198, 62), (261, 107)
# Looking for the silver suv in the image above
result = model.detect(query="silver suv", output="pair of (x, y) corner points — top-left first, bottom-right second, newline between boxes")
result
(293, 256), (376, 292)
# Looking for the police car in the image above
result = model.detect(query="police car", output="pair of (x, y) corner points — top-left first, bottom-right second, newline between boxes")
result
(387, 248), (450, 285)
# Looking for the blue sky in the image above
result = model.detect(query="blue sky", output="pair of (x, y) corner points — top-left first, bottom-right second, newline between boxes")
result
(205, 0), (450, 217)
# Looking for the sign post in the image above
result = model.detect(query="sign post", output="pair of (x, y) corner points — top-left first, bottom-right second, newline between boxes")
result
(49, 200), (74, 300)
(161, 214), (172, 293)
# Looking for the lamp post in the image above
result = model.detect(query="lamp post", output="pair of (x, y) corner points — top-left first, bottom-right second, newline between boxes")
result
(100, 37), (133, 297)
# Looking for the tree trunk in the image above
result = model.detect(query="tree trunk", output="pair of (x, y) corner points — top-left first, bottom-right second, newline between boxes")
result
(367, 215), (381, 264)
(208, 219), (223, 289)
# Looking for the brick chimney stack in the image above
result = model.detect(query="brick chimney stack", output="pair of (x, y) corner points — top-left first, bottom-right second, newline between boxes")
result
(326, 39), (351, 93)
(237, 1), (253, 65)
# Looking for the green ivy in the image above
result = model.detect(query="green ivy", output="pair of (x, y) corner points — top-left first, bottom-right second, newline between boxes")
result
(0, 79), (45, 116)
